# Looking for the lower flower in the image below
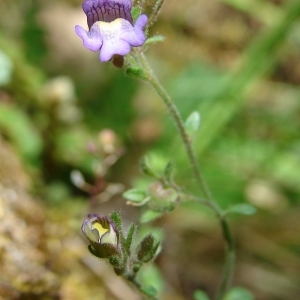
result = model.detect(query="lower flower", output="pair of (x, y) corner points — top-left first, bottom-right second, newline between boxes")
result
(81, 214), (119, 258)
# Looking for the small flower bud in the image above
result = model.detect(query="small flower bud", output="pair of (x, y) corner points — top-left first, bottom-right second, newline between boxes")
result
(133, 262), (142, 273)
(82, 214), (119, 258)
(109, 255), (121, 267)
(137, 234), (159, 263)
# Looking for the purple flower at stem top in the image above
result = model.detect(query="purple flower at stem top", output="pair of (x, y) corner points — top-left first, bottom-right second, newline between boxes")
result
(75, 0), (148, 62)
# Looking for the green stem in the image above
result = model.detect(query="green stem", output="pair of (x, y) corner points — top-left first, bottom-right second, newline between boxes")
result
(132, 52), (235, 299)
(215, 217), (235, 300)
(137, 53), (213, 202)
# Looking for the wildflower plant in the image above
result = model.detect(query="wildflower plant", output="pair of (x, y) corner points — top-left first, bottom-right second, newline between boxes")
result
(76, 0), (257, 299)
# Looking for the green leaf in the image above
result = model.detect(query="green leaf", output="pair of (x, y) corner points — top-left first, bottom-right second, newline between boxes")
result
(163, 160), (175, 181)
(0, 50), (13, 86)
(110, 211), (126, 250)
(125, 66), (146, 80)
(185, 111), (201, 138)
(110, 211), (122, 232)
(145, 35), (165, 45)
(125, 223), (136, 255)
(123, 189), (147, 203)
(224, 287), (254, 300)
(151, 241), (160, 259)
(227, 204), (257, 216)
(140, 156), (158, 177)
(194, 290), (210, 300)
(0, 104), (42, 162)
(138, 265), (164, 295)
(137, 234), (155, 263)
(140, 210), (163, 223)
(140, 286), (157, 297)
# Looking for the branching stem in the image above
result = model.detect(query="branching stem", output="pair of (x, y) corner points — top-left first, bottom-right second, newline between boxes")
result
(132, 52), (235, 300)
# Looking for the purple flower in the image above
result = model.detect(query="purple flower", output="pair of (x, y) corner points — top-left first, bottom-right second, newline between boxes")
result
(82, 214), (119, 258)
(75, 0), (148, 62)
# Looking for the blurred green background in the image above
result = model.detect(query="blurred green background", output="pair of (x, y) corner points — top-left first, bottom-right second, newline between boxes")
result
(0, 0), (299, 299)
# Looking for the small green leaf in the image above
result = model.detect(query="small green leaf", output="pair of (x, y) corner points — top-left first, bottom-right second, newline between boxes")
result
(0, 104), (42, 162)
(140, 210), (163, 223)
(151, 241), (160, 259)
(140, 156), (158, 177)
(125, 66), (146, 80)
(140, 286), (157, 297)
(123, 189), (147, 203)
(224, 287), (254, 300)
(163, 160), (175, 181)
(133, 262), (142, 274)
(125, 223), (136, 255)
(194, 290), (210, 300)
(0, 50), (13, 86)
(145, 35), (165, 45)
(110, 211), (122, 232)
(227, 204), (257, 216)
(137, 234), (155, 262)
(138, 265), (164, 295)
(185, 111), (201, 138)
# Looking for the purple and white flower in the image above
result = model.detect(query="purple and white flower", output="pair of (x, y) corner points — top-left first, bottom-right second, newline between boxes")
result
(75, 0), (148, 62)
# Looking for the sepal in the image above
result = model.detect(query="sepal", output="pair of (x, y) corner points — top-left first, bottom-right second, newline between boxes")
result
(137, 234), (160, 263)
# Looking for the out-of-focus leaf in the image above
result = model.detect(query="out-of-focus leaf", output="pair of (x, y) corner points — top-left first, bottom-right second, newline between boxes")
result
(193, 290), (210, 300)
(163, 160), (175, 181)
(138, 265), (164, 296)
(123, 189), (147, 203)
(140, 156), (159, 177)
(145, 35), (165, 45)
(227, 204), (257, 216)
(0, 104), (42, 162)
(140, 210), (163, 223)
(224, 287), (254, 300)
(185, 111), (201, 138)
(140, 286), (157, 297)
(0, 50), (13, 86)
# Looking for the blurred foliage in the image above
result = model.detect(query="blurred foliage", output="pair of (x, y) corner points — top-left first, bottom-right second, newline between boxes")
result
(0, 0), (300, 299)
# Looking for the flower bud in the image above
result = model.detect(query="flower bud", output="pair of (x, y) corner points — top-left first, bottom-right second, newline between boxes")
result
(137, 234), (159, 263)
(82, 214), (119, 258)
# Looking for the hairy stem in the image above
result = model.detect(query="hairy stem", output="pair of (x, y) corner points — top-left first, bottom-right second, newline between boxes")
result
(215, 217), (235, 300)
(137, 53), (213, 201)
(133, 52), (235, 299)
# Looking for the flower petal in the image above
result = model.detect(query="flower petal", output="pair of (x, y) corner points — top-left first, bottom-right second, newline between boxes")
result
(97, 17), (147, 61)
(96, 19), (128, 61)
(75, 24), (103, 52)
(82, 0), (133, 28)
(121, 14), (148, 46)
(101, 223), (118, 244)
(82, 219), (101, 242)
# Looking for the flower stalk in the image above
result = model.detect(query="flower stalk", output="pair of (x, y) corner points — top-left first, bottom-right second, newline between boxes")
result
(131, 51), (235, 300)
(136, 53), (214, 201)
